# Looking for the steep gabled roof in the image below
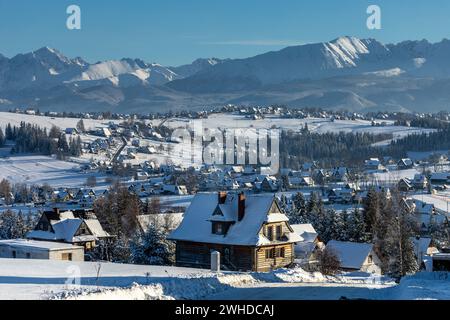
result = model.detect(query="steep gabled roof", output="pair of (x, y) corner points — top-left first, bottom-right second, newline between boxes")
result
(169, 193), (299, 246)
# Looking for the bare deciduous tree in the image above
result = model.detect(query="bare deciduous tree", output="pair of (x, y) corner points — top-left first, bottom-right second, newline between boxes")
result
(317, 247), (341, 275)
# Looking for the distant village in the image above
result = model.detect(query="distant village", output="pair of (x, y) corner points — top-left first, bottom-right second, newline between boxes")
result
(1, 105), (450, 278)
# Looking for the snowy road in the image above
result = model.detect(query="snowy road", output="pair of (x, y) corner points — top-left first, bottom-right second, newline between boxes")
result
(207, 282), (393, 300)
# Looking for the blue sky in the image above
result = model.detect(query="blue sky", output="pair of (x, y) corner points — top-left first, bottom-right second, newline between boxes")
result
(0, 0), (449, 66)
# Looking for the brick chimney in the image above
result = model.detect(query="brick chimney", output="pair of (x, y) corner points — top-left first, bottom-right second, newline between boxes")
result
(238, 193), (246, 221)
(218, 191), (227, 204)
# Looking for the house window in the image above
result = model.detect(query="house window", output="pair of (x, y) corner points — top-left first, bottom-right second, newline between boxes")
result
(276, 225), (282, 240)
(368, 255), (373, 264)
(275, 247), (285, 258)
(26, 253), (31, 259)
(267, 226), (274, 241)
(12, 251), (16, 259)
(265, 247), (285, 259)
(265, 248), (275, 259)
(213, 223), (225, 235)
(62, 253), (73, 261)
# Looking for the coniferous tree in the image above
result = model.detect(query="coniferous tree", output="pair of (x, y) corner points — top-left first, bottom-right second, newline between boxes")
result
(130, 224), (175, 266)
(0, 210), (28, 239)
(0, 128), (5, 147)
(290, 192), (308, 224)
(363, 188), (381, 237)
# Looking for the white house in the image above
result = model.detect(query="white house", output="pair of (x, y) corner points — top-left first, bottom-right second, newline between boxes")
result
(365, 158), (383, 171)
(410, 237), (439, 269)
(326, 240), (382, 274)
(0, 239), (84, 261)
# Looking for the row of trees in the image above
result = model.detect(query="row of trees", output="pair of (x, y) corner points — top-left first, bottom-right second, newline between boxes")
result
(280, 123), (450, 169)
(279, 129), (391, 168)
(284, 189), (420, 277)
(5, 122), (82, 158)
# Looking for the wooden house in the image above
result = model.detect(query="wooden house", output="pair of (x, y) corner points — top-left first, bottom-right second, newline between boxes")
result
(398, 158), (414, 170)
(398, 178), (413, 192)
(169, 192), (302, 272)
(27, 209), (111, 251)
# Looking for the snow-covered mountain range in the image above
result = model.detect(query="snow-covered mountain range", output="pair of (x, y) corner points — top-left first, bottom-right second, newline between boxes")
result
(2, 36), (450, 113)
(0, 46), (225, 91)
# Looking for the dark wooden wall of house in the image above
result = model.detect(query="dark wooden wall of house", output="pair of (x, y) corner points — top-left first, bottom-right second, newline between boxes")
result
(175, 241), (254, 271)
(175, 241), (294, 272)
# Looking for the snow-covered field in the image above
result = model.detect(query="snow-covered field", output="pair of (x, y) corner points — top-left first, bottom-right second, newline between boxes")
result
(2, 258), (450, 300)
(0, 259), (211, 300)
(0, 155), (107, 188)
(371, 168), (422, 184)
(0, 112), (116, 131)
(0, 258), (391, 300)
(153, 114), (435, 138)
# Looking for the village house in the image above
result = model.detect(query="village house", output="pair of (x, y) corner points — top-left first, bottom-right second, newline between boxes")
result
(327, 188), (355, 204)
(260, 176), (280, 192)
(65, 128), (79, 135)
(326, 240), (382, 274)
(27, 209), (111, 251)
(302, 162), (318, 172)
(398, 178), (413, 192)
(0, 239), (84, 262)
(430, 172), (450, 186)
(287, 176), (314, 189)
(412, 174), (429, 190)
(398, 158), (414, 170)
(161, 184), (188, 196)
(364, 158), (383, 171)
(169, 192), (302, 272)
(410, 237), (439, 270)
(330, 167), (349, 183)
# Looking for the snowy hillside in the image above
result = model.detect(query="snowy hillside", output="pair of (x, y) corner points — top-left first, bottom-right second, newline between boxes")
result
(169, 58), (227, 78)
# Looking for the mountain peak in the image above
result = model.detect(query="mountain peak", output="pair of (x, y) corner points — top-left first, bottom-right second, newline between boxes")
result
(31, 46), (73, 64)
(35, 46), (57, 54)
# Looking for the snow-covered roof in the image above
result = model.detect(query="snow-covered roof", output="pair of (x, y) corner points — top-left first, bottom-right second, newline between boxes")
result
(169, 193), (298, 246)
(28, 214), (106, 243)
(0, 239), (84, 251)
(326, 241), (374, 270)
(28, 220), (83, 243)
(84, 219), (110, 238)
(410, 237), (433, 258)
(430, 172), (450, 181)
(137, 213), (184, 233)
(291, 224), (318, 242)
(266, 213), (289, 223)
